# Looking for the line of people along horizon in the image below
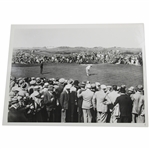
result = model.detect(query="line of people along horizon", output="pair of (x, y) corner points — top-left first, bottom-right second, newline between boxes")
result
(12, 49), (143, 66)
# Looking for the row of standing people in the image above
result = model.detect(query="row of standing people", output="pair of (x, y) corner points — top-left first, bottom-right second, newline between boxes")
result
(8, 76), (145, 123)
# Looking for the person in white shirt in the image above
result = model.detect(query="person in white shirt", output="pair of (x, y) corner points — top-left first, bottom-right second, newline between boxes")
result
(86, 64), (92, 76)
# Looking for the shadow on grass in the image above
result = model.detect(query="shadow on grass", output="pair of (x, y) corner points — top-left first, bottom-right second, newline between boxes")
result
(89, 73), (97, 76)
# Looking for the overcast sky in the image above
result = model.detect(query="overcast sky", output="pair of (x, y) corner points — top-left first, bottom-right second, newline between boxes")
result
(12, 24), (144, 48)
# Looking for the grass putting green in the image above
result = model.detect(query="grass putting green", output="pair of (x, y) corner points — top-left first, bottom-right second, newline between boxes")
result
(11, 63), (143, 87)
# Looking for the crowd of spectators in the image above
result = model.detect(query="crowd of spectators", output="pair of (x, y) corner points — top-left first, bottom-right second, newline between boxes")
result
(12, 50), (143, 66)
(8, 76), (145, 123)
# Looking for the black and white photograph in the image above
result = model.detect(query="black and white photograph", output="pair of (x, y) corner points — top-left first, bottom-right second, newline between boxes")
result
(3, 24), (147, 126)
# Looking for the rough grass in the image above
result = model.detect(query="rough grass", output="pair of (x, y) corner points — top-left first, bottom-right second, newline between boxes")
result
(11, 63), (143, 87)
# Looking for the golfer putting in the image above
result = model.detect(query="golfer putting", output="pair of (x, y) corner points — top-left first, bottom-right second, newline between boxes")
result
(86, 64), (92, 76)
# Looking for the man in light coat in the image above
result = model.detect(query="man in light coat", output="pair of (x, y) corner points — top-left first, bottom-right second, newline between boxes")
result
(92, 85), (108, 123)
(106, 85), (120, 123)
(131, 85), (144, 123)
(77, 84), (94, 123)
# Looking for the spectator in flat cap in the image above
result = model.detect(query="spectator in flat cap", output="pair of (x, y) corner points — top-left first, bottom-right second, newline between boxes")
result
(57, 78), (65, 95)
(95, 82), (100, 91)
(59, 78), (65, 84)
(68, 78), (74, 85)
(131, 85), (144, 123)
(127, 86), (135, 96)
(40, 82), (49, 94)
(78, 83), (94, 123)
(21, 82), (28, 92)
(114, 86), (133, 123)
(31, 77), (35, 80)
(36, 78), (43, 90)
(28, 80), (36, 95)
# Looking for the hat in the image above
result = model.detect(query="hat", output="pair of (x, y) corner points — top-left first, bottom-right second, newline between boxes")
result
(121, 85), (126, 88)
(43, 82), (49, 88)
(137, 85), (143, 92)
(10, 76), (16, 81)
(91, 83), (96, 89)
(19, 79), (24, 85)
(34, 86), (40, 90)
(86, 84), (91, 89)
(65, 84), (72, 89)
(51, 78), (56, 81)
(48, 85), (54, 91)
(80, 83), (85, 88)
(86, 81), (90, 84)
(95, 82), (100, 86)
(64, 79), (68, 84)
(21, 83), (27, 89)
(59, 78), (65, 84)
(128, 86), (134, 92)
(30, 80), (36, 85)
(117, 86), (120, 91)
(112, 85), (117, 91)
(36, 78), (43, 85)
(48, 80), (54, 85)
(107, 86), (112, 90)
(54, 85), (59, 90)
(68, 79), (74, 84)
(31, 77), (35, 80)
(120, 86), (126, 93)
(101, 84), (107, 89)
(73, 80), (79, 86)
(17, 77), (22, 81)
(36, 77), (40, 81)
(53, 81), (59, 85)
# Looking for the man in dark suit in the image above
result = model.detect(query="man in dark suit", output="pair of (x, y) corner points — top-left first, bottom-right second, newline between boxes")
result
(114, 85), (133, 123)
(44, 85), (56, 122)
(59, 84), (71, 122)
(54, 78), (65, 122)
(69, 80), (79, 122)
(77, 82), (86, 122)
(40, 61), (43, 74)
